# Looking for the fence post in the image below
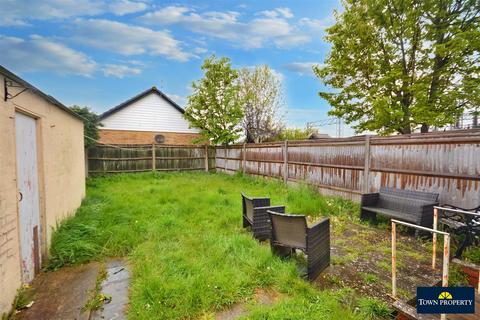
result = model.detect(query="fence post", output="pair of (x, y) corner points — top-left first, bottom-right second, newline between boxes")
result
(283, 140), (288, 184)
(204, 144), (209, 172)
(441, 234), (450, 320)
(242, 143), (246, 173)
(432, 207), (438, 269)
(152, 144), (156, 171)
(391, 221), (397, 298)
(442, 234), (450, 287)
(224, 145), (227, 172)
(363, 135), (371, 193)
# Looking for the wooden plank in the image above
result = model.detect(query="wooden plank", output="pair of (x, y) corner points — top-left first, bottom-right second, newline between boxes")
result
(363, 135), (371, 193)
(288, 161), (364, 170)
(152, 144), (155, 171)
(204, 144), (208, 172)
(370, 167), (480, 181)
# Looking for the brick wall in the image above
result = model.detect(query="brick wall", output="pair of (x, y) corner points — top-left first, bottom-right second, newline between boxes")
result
(0, 213), (17, 298)
(98, 129), (203, 145)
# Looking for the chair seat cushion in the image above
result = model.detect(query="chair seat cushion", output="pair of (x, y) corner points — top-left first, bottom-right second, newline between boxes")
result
(362, 206), (418, 223)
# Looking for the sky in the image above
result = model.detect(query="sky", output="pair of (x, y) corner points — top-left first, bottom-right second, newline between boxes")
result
(0, 0), (354, 137)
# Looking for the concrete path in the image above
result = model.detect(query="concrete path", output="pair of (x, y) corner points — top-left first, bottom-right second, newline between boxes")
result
(16, 262), (100, 320)
(91, 259), (130, 320)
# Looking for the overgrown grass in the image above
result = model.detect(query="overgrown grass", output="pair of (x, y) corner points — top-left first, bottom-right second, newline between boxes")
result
(48, 172), (382, 319)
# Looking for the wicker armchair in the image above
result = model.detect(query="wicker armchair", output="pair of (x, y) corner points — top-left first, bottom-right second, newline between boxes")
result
(241, 193), (285, 241)
(267, 211), (330, 281)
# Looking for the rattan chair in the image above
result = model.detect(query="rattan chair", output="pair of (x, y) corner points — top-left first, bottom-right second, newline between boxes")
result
(267, 211), (330, 281)
(241, 193), (285, 241)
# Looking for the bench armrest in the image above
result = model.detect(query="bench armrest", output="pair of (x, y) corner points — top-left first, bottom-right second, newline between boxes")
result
(420, 202), (437, 212)
(256, 205), (286, 213)
(252, 205), (285, 241)
(307, 217), (330, 236)
(252, 197), (270, 207)
(361, 193), (379, 207)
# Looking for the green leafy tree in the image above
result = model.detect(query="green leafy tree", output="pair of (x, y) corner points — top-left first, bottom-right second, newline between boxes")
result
(268, 127), (319, 141)
(69, 105), (102, 148)
(184, 55), (243, 145)
(316, 0), (480, 135)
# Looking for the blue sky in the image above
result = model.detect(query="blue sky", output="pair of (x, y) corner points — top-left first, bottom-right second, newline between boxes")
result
(0, 0), (354, 136)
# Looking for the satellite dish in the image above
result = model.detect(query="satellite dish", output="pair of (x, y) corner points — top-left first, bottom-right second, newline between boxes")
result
(154, 134), (165, 144)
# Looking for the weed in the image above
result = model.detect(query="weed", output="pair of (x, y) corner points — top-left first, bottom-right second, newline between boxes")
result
(463, 246), (480, 265)
(362, 273), (379, 284)
(2, 285), (34, 320)
(83, 263), (109, 312)
(356, 297), (392, 319)
(325, 274), (344, 286)
(449, 264), (468, 287)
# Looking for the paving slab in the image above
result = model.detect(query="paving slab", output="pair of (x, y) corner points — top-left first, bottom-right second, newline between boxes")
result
(16, 262), (100, 320)
(91, 259), (130, 320)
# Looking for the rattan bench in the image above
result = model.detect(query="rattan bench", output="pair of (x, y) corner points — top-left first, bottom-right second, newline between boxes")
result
(361, 187), (439, 229)
(267, 211), (330, 281)
(241, 193), (285, 241)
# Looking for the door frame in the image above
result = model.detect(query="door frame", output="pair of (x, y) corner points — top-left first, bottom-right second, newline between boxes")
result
(13, 107), (47, 281)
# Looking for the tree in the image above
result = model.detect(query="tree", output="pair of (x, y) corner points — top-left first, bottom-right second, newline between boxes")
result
(184, 55), (243, 145)
(69, 105), (102, 148)
(316, 0), (480, 135)
(238, 66), (285, 143)
(268, 127), (319, 142)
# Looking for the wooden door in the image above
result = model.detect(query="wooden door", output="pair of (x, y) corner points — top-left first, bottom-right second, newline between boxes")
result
(15, 112), (41, 283)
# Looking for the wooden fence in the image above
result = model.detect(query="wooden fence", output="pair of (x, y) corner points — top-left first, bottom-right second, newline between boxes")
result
(88, 144), (215, 174)
(215, 130), (480, 207)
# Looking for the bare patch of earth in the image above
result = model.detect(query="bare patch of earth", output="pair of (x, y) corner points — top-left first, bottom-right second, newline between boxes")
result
(15, 262), (100, 320)
(315, 217), (442, 304)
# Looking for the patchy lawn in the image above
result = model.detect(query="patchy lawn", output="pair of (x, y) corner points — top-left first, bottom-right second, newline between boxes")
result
(47, 172), (443, 319)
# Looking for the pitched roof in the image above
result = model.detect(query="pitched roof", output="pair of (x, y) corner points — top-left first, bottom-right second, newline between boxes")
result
(0, 65), (83, 121)
(100, 86), (185, 120)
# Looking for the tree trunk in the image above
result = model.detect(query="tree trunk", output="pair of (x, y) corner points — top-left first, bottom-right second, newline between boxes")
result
(420, 124), (429, 133)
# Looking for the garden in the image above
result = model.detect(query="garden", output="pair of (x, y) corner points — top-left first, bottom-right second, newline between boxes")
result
(40, 171), (476, 319)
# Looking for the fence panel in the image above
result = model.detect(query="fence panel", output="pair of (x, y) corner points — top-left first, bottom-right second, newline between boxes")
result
(216, 130), (480, 206)
(88, 144), (214, 174)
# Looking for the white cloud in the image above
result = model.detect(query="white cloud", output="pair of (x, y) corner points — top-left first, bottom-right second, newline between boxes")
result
(0, 34), (97, 76)
(102, 64), (141, 78)
(108, 0), (147, 15)
(259, 8), (294, 19)
(141, 6), (309, 49)
(0, 0), (147, 26)
(276, 8), (294, 19)
(284, 62), (324, 76)
(71, 19), (192, 61)
(0, 34), (142, 78)
(299, 17), (334, 30)
(193, 47), (208, 54)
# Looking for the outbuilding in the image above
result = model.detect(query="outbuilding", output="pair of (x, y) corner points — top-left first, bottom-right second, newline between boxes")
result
(98, 87), (201, 145)
(0, 66), (85, 315)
